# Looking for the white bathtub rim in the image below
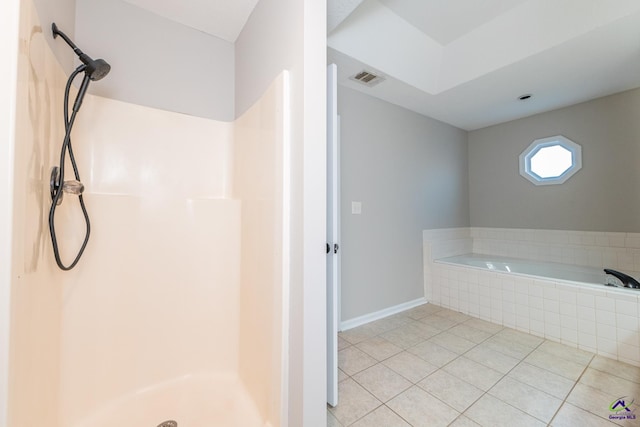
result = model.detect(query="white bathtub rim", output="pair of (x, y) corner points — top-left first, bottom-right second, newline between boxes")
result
(435, 253), (640, 296)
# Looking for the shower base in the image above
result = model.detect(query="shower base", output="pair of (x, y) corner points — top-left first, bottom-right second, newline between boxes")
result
(72, 373), (265, 427)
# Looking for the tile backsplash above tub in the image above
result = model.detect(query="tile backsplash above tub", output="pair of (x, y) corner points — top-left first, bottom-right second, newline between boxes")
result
(470, 228), (640, 274)
(423, 227), (640, 275)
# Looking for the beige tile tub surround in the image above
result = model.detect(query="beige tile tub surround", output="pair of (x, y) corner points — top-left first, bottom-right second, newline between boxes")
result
(470, 228), (640, 273)
(424, 227), (640, 274)
(331, 304), (639, 426)
(424, 228), (640, 367)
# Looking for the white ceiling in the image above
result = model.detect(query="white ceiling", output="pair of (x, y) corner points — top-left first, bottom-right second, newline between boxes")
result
(378, 0), (529, 46)
(120, 0), (259, 43)
(328, 0), (640, 130)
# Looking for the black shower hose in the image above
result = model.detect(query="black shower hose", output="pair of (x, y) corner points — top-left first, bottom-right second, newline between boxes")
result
(48, 64), (91, 271)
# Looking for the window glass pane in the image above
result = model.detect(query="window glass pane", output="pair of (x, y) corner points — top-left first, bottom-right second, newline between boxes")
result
(530, 144), (572, 178)
(519, 135), (582, 185)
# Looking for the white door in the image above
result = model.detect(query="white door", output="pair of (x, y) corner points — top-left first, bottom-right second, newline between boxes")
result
(326, 63), (340, 407)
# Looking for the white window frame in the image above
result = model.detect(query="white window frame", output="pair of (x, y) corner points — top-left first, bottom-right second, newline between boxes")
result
(519, 135), (582, 186)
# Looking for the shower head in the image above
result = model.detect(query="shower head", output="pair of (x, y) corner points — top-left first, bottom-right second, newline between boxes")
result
(52, 23), (111, 81)
(81, 57), (110, 81)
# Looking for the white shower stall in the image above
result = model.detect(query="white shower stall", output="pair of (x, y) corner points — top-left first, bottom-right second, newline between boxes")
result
(0, 0), (327, 426)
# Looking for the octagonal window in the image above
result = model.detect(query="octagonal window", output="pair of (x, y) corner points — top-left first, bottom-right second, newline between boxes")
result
(519, 136), (582, 185)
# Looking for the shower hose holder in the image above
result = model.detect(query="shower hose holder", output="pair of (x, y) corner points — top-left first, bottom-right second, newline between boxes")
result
(50, 166), (85, 206)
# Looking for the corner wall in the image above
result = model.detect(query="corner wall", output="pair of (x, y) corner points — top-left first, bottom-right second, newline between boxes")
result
(236, 1), (327, 425)
(0, 0), (20, 423)
(235, 72), (288, 427)
(468, 88), (640, 232)
(339, 86), (469, 321)
(8, 1), (70, 425)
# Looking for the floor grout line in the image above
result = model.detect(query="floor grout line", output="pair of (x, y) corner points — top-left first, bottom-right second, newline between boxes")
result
(545, 352), (595, 426)
(334, 304), (625, 427)
(451, 334), (546, 426)
(341, 311), (503, 426)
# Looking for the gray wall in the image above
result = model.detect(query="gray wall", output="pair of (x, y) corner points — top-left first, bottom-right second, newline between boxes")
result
(34, 0), (76, 73)
(75, 0), (235, 121)
(235, 0), (299, 118)
(469, 88), (640, 232)
(339, 86), (469, 321)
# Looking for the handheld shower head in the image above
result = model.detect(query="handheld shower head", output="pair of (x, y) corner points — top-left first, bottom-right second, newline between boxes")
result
(82, 56), (110, 81)
(49, 23), (111, 270)
(52, 23), (111, 81)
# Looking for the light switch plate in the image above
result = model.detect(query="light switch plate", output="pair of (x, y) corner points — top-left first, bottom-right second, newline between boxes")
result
(352, 201), (362, 215)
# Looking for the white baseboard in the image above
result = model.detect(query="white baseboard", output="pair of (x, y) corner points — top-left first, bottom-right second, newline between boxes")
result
(340, 297), (428, 331)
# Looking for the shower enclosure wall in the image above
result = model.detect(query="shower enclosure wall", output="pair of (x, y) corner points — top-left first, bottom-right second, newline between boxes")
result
(6, 1), (290, 426)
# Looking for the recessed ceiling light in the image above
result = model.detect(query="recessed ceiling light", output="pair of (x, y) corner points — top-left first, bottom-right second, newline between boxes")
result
(518, 94), (533, 101)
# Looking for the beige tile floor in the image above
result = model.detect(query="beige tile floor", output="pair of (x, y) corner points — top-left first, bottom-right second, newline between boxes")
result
(328, 303), (640, 427)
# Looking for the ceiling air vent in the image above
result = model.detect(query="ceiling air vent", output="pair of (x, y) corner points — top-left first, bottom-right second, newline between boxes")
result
(349, 70), (385, 87)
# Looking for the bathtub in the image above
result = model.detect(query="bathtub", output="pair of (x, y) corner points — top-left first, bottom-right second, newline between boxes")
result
(436, 253), (612, 289)
(72, 374), (269, 427)
(425, 251), (640, 366)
